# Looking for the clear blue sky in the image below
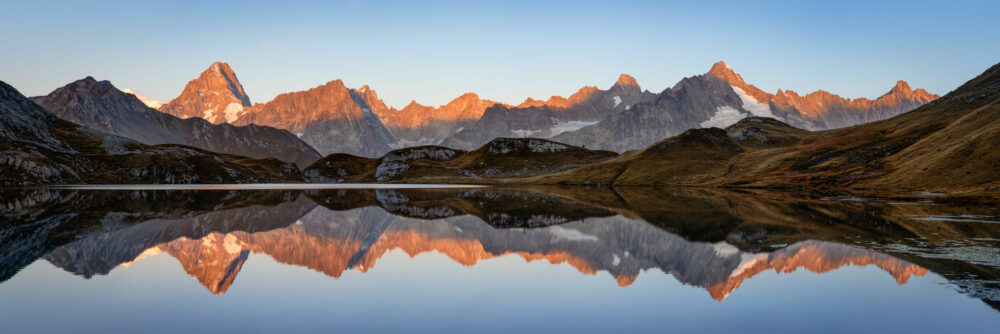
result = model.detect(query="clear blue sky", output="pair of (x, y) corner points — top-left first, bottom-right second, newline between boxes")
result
(1, 0), (997, 108)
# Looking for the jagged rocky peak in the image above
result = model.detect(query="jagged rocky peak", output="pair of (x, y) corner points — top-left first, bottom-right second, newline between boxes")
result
(879, 80), (938, 101)
(892, 80), (912, 92)
(54, 76), (159, 109)
(32, 76), (151, 116)
(707, 61), (749, 85)
(63, 76), (113, 95)
(449, 92), (482, 104)
(159, 61), (252, 124)
(615, 74), (639, 87)
(205, 61), (251, 103)
(403, 100), (425, 109)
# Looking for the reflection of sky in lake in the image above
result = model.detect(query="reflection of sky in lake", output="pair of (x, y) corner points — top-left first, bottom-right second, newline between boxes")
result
(2, 248), (998, 334)
(3, 187), (1000, 333)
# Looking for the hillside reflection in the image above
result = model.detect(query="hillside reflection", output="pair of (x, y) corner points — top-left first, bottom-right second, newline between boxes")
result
(1, 187), (998, 307)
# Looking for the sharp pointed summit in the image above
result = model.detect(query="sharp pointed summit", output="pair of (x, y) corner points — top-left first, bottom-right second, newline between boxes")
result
(891, 80), (913, 93)
(615, 74), (639, 87)
(159, 61), (253, 124)
(707, 61), (748, 85)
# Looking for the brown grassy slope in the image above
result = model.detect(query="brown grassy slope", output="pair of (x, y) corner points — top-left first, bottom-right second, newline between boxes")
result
(526, 117), (806, 186)
(528, 62), (1000, 193)
(302, 153), (378, 182)
(724, 62), (1000, 192)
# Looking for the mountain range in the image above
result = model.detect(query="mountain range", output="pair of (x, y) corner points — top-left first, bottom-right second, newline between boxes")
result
(132, 61), (936, 157)
(295, 61), (997, 194)
(31, 77), (320, 167)
(7, 60), (998, 194)
(529, 61), (1000, 193)
(549, 62), (937, 152)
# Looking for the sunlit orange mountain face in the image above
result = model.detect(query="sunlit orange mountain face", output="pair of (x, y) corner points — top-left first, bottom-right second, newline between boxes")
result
(12, 187), (995, 307)
(7, 60), (999, 195)
(159, 62), (253, 124)
(101, 59), (940, 159)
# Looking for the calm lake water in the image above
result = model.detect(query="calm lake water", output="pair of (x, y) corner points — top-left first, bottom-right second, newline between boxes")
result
(1, 186), (999, 333)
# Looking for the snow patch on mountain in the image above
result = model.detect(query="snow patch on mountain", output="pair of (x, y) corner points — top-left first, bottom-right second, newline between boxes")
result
(201, 108), (216, 122)
(223, 103), (244, 123)
(700, 106), (746, 128)
(550, 119), (599, 137)
(511, 129), (543, 138)
(612, 95), (622, 107)
(712, 241), (740, 257)
(701, 85), (784, 129)
(389, 137), (438, 149)
(731, 85), (781, 121)
(120, 89), (163, 109)
(547, 226), (599, 242)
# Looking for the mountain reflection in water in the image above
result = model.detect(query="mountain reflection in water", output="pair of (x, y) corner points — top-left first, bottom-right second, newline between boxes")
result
(1, 187), (999, 308)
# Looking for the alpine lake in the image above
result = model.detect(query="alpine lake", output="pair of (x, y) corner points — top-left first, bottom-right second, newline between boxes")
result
(1, 184), (998, 333)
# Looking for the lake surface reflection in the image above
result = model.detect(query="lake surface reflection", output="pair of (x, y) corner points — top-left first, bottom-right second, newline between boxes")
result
(1, 186), (999, 333)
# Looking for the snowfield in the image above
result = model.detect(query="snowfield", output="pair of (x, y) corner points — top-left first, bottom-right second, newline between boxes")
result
(549, 119), (599, 137)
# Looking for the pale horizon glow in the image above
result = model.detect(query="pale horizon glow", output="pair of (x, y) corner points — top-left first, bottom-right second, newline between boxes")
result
(1, 0), (998, 109)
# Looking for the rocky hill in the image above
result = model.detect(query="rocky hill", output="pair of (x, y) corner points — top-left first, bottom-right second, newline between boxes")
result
(0, 80), (302, 185)
(303, 138), (617, 183)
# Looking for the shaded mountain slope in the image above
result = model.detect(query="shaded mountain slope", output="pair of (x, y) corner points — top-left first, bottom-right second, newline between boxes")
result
(0, 80), (301, 185)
